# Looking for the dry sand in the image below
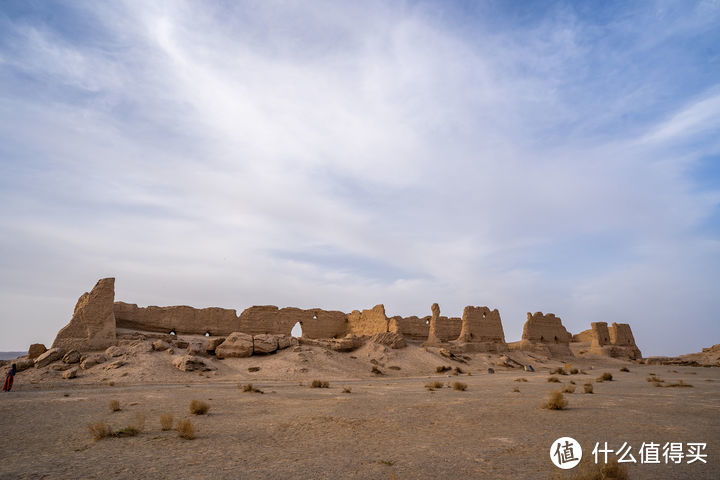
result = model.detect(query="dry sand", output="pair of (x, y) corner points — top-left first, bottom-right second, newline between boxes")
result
(1, 344), (718, 479)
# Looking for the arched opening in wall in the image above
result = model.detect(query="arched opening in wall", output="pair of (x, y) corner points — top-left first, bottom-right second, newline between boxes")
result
(169, 330), (176, 336)
(205, 331), (211, 337)
(291, 321), (303, 338)
(540, 335), (544, 342)
(425, 319), (430, 325)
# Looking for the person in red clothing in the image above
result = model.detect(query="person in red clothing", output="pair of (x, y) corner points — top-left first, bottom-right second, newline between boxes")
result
(2, 364), (16, 392)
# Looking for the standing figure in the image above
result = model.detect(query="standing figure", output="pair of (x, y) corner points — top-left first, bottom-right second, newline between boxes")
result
(3, 364), (16, 392)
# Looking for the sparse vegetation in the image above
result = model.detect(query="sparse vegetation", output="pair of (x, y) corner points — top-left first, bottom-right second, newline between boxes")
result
(109, 400), (120, 412)
(371, 366), (383, 375)
(453, 367), (464, 375)
(584, 383), (593, 394)
(176, 418), (195, 440)
(89, 421), (111, 440)
(241, 383), (264, 393)
(247, 366), (260, 372)
(543, 390), (567, 410)
(108, 381), (115, 387)
(515, 378), (528, 382)
(647, 376), (664, 384)
(548, 376), (561, 383)
(452, 381), (467, 391)
(388, 366), (401, 370)
(664, 380), (693, 388)
(342, 386), (352, 393)
(551, 367), (568, 375)
(425, 381), (444, 391)
(580, 370), (588, 375)
(189, 400), (210, 415)
(597, 372), (613, 382)
(379, 459), (396, 466)
(436, 365), (451, 373)
(311, 379), (330, 388)
(620, 367), (630, 372)
(569, 368), (579, 375)
(513, 387), (520, 393)
(562, 385), (576, 394)
(160, 413), (174, 431)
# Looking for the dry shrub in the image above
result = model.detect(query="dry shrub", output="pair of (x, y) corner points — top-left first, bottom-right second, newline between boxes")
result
(551, 367), (568, 375)
(580, 370), (588, 375)
(647, 376), (664, 383)
(240, 383), (264, 393)
(176, 418), (195, 440)
(548, 376), (561, 383)
(562, 385), (576, 394)
(584, 383), (594, 394)
(597, 372), (613, 382)
(311, 380), (329, 388)
(664, 380), (693, 388)
(452, 381), (467, 391)
(160, 413), (174, 431)
(425, 381), (444, 391)
(189, 399), (210, 415)
(543, 390), (567, 410)
(453, 367), (464, 375)
(371, 366), (383, 375)
(89, 421), (111, 440)
(515, 378), (529, 382)
(436, 365), (451, 373)
(342, 386), (352, 393)
(109, 400), (121, 412)
(247, 366), (260, 372)
(567, 458), (629, 480)
(108, 381), (115, 386)
(620, 367), (630, 372)
(569, 368), (579, 375)
(512, 387), (520, 393)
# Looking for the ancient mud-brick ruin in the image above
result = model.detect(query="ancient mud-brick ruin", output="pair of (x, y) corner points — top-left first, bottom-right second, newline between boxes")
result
(50, 278), (642, 360)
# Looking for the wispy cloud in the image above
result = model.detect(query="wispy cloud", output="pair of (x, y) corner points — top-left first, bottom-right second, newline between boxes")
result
(1, 0), (719, 355)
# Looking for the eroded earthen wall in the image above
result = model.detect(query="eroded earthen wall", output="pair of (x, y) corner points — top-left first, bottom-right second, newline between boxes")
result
(53, 278), (117, 351)
(114, 302), (239, 336)
(521, 312), (572, 344)
(237, 306), (347, 339)
(346, 305), (389, 336)
(609, 323), (636, 347)
(391, 315), (429, 341)
(457, 306), (506, 343)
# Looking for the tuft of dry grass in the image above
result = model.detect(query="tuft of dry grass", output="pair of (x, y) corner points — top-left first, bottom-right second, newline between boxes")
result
(664, 380), (693, 388)
(548, 376), (561, 383)
(310, 379), (329, 388)
(453, 367), (464, 376)
(342, 386), (352, 393)
(550, 367), (568, 375)
(247, 366), (260, 372)
(89, 421), (111, 440)
(620, 367), (630, 372)
(108, 381), (115, 387)
(189, 400), (210, 415)
(562, 385), (576, 394)
(597, 372), (613, 382)
(515, 378), (529, 382)
(436, 365), (451, 373)
(584, 383), (594, 394)
(580, 370), (588, 375)
(452, 381), (467, 391)
(566, 458), (629, 480)
(240, 383), (264, 394)
(647, 375), (664, 383)
(512, 386), (520, 393)
(160, 413), (174, 431)
(176, 418), (195, 440)
(569, 368), (579, 375)
(388, 365), (401, 370)
(109, 400), (120, 412)
(425, 381), (444, 391)
(543, 390), (567, 410)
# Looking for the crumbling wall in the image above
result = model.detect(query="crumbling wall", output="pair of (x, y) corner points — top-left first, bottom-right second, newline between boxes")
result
(609, 323), (635, 346)
(346, 305), (389, 336)
(425, 303), (442, 344)
(457, 306), (506, 343)
(521, 312), (572, 344)
(573, 322), (611, 347)
(53, 278), (117, 351)
(391, 315), (429, 341)
(237, 306), (347, 339)
(114, 302), (239, 336)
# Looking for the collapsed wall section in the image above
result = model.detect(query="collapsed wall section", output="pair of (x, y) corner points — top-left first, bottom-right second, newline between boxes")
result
(346, 305), (388, 336)
(52, 278), (117, 351)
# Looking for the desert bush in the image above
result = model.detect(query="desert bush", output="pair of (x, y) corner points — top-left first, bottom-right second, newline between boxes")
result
(452, 381), (467, 391)
(515, 378), (528, 382)
(311, 379), (329, 388)
(371, 366), (383, 375)
(189, 400), (210, 415)
(453, 367), (464, 375)
(597, 372), (613, 382)
(584, 383), (593, 394)
(620, 367), (630, 372)
(109, 400), (120, 412)
(513, 387), (520, 393)
(240, 383), (263, 393)
(425, 381), (444, 391)
(89, 421), (112, 440)
(108, 381), (115, 386)
(160, 413), (174, 431)
(436, 365), (451, 373)
(247, 366), (260, 372)
(647, 376), (664, 383)
(342, 386), (352, 393)
(548, 376), (561, 383)
(562, 385), (576, 394)
(543, 390), (567, 410)
(570, 368), (579, 375)
(176, 419), (195, 440)
(551, 367), (568, 375)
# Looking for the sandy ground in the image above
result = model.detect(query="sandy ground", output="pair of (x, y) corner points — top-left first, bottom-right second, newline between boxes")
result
(1, 344), (718, 479)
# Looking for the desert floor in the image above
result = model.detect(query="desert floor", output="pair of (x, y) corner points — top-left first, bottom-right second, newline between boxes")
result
(1, 348), (718, 480)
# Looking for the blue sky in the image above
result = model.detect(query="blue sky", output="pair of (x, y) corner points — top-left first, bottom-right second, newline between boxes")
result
(1, 0), (719, 355)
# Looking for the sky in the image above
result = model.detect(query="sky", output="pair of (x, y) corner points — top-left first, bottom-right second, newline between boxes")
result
(1, 0), (719, 356)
